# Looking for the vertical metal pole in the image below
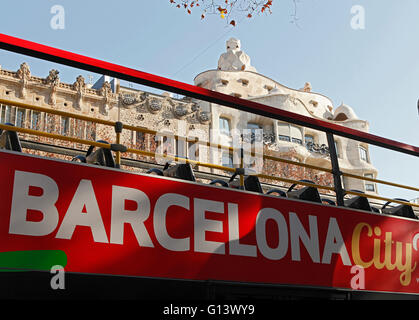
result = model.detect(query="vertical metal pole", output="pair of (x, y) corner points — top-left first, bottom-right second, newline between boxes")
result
(115, 132), (121, 168)
(239, 147), (244, 189)
(326, 132), (345, 206)
(114, 121), (123, 169)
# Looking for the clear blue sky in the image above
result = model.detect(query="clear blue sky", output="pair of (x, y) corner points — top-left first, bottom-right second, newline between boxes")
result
(0, 0), (417, 201)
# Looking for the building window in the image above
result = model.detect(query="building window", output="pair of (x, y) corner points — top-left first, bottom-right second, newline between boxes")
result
(364, 173), (376, 192)
(130, 130), (135, 147)
(1, 105), (15, 124)
(61, 117), (70, 136)
(157, 135), (176, 156)
(136, 131), (146, 149)
(359, 145), (369, 162)
(277, 122), (289, 141)
(86, 122), (96, 141)
(0, 105), (4, 123)
(176, 138), (187, 159)
(7, 106), (16, 124)
(222, 151), (233, 168)
(290, 125), (302, 143)
(16, 108), (25, 127)
(278, 135), (291, 142)
(304, 134), (315, 146)
(31, 111), (41, 130)
(44, 114), (56, 133)
(334, 140), (340, 158)
(247, 122), (263, 143)
(292, 137), (303, 145)
(187, 138), (199, 161)
(277, 122), (302, 145)
(75, 119), (85, 139)
(219, 117), (231, 136)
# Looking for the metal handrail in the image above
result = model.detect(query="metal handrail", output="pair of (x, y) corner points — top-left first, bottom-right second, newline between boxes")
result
(341, 172), (419, 192)
(0, 123), (111, 150)
(0, 98), (115, 127)
(2, 122), (418, 208)
(257, 174), (335, 192)
(0, 97), (333, 174)
(345, 190), (419, 208)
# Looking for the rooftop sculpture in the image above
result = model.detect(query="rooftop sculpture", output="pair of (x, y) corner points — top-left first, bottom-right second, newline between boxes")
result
(217, 38), (257, 72)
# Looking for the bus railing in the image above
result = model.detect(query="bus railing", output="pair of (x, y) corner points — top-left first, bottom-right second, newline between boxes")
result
(0, 99), (417, 210)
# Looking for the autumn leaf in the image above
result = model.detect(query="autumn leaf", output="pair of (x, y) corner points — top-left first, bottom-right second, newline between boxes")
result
(230, 20), (236, 26)
(218, 7), (227, 19)
(262, 0), (273, 13)
(247, 13), (252, 18)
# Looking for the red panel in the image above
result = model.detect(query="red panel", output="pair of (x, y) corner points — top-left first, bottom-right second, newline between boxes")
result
(0, 151), (418, 294)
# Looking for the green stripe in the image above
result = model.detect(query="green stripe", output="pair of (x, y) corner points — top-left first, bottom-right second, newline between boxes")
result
(0, 250), (67, 272)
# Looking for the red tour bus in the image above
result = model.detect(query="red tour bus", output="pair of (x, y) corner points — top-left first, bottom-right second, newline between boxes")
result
(0, 34), (418, 301)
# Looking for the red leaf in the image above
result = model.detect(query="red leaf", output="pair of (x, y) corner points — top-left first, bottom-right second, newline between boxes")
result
(230, 20), (236, 26)
(247, 13), (252, 18)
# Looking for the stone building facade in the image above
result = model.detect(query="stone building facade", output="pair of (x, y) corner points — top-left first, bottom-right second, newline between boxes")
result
(0, 38), (378, 196)
(195, 38), (378, 194)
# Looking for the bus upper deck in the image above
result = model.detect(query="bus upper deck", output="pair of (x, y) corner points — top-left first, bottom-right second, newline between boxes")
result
(0, 33), (418, 300)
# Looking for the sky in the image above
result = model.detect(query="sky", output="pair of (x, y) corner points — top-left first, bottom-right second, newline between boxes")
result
(0, 0), (417, 201)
